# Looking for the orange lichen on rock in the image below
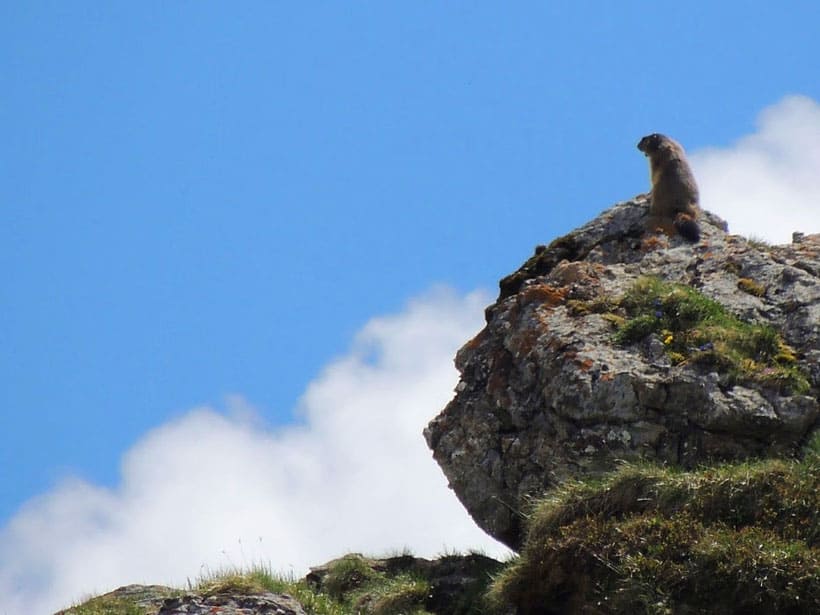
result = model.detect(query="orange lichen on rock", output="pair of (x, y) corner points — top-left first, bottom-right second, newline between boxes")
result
(517, 284), (568, 308)
(640, 234), (670, 252)
(576, 357), (595, 371)
(548, 260), (600, 287)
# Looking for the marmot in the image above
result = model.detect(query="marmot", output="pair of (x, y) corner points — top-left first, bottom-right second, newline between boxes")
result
(637, 133), (701, 243)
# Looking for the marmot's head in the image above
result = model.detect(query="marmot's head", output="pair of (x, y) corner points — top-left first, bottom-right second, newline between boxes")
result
(637, 133), (668, 155)
(637, 133), (684, 159)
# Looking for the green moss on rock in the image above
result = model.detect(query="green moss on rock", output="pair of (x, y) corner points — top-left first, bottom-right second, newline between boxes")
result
(614, 277), (810, 394)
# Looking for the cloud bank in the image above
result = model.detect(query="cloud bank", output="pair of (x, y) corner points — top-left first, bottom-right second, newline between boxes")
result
(0, 287), (508, 614)
(691, 94), (820, 244)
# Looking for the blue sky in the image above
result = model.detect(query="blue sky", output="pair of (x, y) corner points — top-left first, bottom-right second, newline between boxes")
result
(2, 2), (820, 611)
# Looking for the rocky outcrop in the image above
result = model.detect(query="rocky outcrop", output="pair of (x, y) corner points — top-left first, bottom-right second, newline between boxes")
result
(55, 585), (176, 614)
(156, 592), (306, 614)
(57, 553), (503, 615)
(306, 552), (502, 614)
(56, 584), (306, 615)
(425, 197), (820, 550)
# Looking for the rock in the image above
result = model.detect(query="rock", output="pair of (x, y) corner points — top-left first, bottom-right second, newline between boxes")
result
(54, 585), (177, 614)
(424, 198), (820, 550)
(157, 592), (306, 615)
(55, 584), (306, 615)
(306, 552), (503, 615)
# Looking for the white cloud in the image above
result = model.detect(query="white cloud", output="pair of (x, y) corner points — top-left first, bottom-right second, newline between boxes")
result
(689, 94), (820, 244)
(0, 287), (508, 615)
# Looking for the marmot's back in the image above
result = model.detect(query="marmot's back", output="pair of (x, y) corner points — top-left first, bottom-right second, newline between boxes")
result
(637, 133), (700, 242)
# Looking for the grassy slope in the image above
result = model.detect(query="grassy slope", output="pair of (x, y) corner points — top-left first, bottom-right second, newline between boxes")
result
(489, 435), (820, 614)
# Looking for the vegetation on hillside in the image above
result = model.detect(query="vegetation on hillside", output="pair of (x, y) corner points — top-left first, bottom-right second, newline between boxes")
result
(61, 551), (500, 615)
(66, 435), (819, 615)
(59, 438), (820, 615)
(488, 433), (820, 614)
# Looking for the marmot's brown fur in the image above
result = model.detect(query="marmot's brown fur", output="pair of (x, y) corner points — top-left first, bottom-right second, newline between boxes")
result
(637, 133), (701, 243)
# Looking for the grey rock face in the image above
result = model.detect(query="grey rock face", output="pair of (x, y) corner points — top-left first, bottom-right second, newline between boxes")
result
(55, 584), (307, 615)
(424, 198), (820, 550)
(156, 592), (306, 615)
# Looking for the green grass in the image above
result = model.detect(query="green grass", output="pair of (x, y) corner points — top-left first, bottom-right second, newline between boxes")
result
(60, 597), (148, 615)
(350, 573), (432, 615)
(488, 447), (820, 614)
(216, 556), (433, 615)
(194, 564), (349, 615)
(613, 277), (810, 394)
(311, 554), (433, 615)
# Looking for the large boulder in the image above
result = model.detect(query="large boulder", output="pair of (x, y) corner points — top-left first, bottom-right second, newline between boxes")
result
(425, 197), (820, 550)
